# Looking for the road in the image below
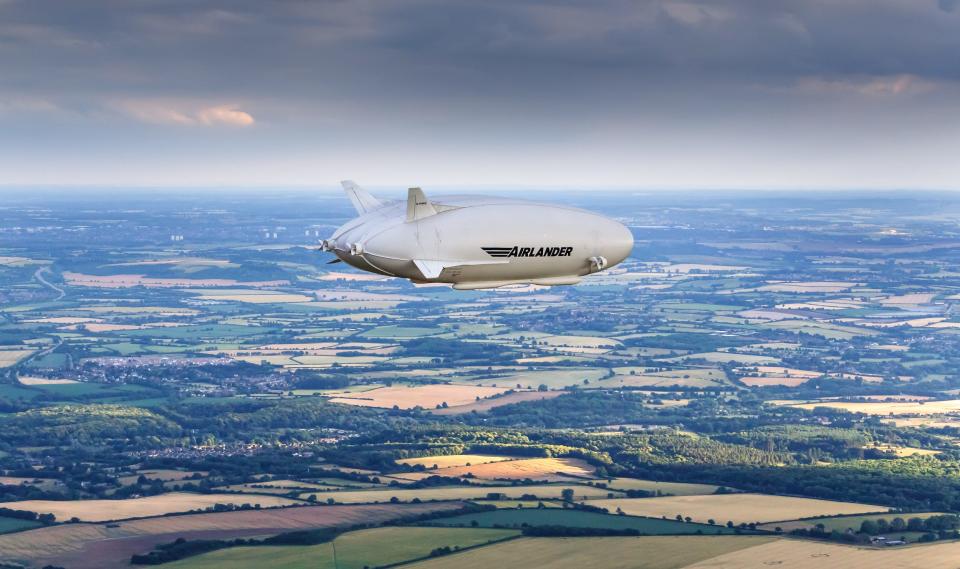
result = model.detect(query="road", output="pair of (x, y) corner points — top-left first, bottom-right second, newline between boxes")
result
(34, 266), (65, 301)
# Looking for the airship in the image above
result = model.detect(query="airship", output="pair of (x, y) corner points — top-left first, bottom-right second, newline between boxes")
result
(321, 181), (633, 290)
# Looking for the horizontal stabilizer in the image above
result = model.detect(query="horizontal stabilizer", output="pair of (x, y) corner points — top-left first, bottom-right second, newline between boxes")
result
(413, 258), (509, 280)
(413, 259), (446, 280)
(453, 276), (582, 290)
(340, 180), (382, 214)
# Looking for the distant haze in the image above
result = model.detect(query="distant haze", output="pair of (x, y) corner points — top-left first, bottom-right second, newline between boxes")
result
(1, 0), (958, 190)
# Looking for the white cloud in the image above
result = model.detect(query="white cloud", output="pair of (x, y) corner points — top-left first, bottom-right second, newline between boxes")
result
(114, 100), (255, 127)
(0, 97), (61, 114)
(196, 105), (255, 127)
(661, 2), (733, 26)
(796, 74), (936, 97)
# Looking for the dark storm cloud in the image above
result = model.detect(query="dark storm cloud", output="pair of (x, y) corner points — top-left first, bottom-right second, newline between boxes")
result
(0, 0), (957, 188)
(2, 0), (958, 102)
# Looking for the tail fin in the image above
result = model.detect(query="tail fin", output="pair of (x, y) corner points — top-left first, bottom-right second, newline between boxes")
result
(340, 180), (382, 214)
(406, 187), (437, 222)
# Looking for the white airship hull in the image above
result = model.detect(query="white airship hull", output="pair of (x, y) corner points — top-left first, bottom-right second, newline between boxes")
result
(326, 183), (633, 289)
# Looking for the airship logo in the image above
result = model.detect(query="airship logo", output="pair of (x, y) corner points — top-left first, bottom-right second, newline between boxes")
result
(482, 246), (574, 258)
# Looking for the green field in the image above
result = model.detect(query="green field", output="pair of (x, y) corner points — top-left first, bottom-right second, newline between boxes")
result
(785, 511), (950, 533)
(23, 352), (68, 369)
(403, 536), (774, 569)
(601, 478), (723, 496)
(112, 325), (273, 340)
(427, 507), (736, 534)
(359, 325), (441, 339)
(26, 382), (162, 402)
(0, 383), (40, 400)
(0, 516), (42, 534)
(166, 526), (518, 569)
(460, 368), (608, 390)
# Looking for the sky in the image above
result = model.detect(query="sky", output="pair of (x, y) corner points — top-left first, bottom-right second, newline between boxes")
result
(0, 0), (958, 190)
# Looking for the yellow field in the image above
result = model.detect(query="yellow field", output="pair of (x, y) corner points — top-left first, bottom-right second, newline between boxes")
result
(683, 535), (960, 568)
(0, 477), (63, 491)
(287, 355), (388, 367)
(745, 366), (821, 378)
(18, 376), (79, 385)
(301, 483), (618, 504)
(329, 384), (510, 409)
(460, 368), (609, 390)
(22, 316), (101, 324)
(315, 290), (421, 302)
(397, 454), (515, 468)
(881, 416), (960, 429)
(589, 494), (885, 524)
(0, 349), (35, 367)
(879, 293), (936, 306)
(758, 281), (856, 293)
(216, 482), (341, 494)
(0, 492), (299, 522)
(663, 352), (778, 365)
(405, 536), (774, 569)
(536, 335), (622, 348)
(74, 322), (186, 332)
(738, 366), (821, 387)
(164, 526), (517, 569)
(243, 479), (342, 489)
(0, 256), (46, 266)
(780, 399), (960, 416)
(74, 305), (198, 316)
(188, 289), (314, 303)
(426, 458), (595, 481)
(430, 390), (566, 414)
(867, 444), (939, 457)
(106, 257), (238, 269)
(613, 369), (727, 388)
(62, 272), (287, 289)
(740, 376), (811, 387)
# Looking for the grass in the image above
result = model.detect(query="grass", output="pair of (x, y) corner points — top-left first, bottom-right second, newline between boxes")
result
(165, 526), (518, 569)
(0, 501), (462, 568)
(469, 500), (564, 509)
(328, 384), (511, 410)
(0, 383), (40, 400)
(601, 478), (723, 496)
(459, 368), (608, 390)
(100, 342), (148, 355)
(22, 382), (162, 403)
(403, 536), (774, 569)
(111, 324), (273, 340)
(762, 511), (950, 533)
(22, 352), (68, 369)
(428, 507), (736, 534)
(0, 517), (42, 534)
(359, 325), (441, 339)
(589, 494), (887, 525)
